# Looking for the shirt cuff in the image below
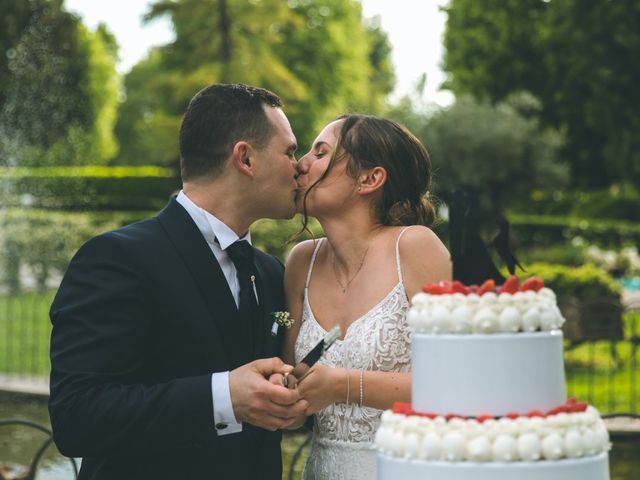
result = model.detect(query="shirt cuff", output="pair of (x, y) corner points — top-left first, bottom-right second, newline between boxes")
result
(211, 371), (242, 435)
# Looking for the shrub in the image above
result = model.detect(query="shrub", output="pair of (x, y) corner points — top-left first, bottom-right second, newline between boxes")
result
(0, 209), (149, 293)
(519, 243), (586, 268)
(509, 214), (640, 249)
(0, 166), (179, 210)
(524, 262), (622, 299)
(0, 210), (322, 292)
(251, 216), (324, 262)
(512, 185), (640, 222)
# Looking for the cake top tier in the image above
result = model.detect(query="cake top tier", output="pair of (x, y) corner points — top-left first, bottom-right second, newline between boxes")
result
(408, 276), (566, 334)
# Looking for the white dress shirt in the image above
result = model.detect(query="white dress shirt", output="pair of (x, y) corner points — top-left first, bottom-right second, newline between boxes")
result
(176, 190), (249, 435)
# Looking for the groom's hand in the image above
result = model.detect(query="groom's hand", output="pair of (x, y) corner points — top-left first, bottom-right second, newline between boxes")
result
(229, 357), (309, 431)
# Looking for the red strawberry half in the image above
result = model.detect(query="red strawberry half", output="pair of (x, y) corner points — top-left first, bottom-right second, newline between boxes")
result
(547, 405), (570, 415)
(520, 277), (544, 292)
(392, 402), (412, 414)
(567, 401), (588, 413)
(498, 275), (520, 294)
(422, 283), (444, 294)
(451, 281), (468, 294)
(476, 414), (494, 423)
(527, 410), (546, 418)
(477, 279), (496, 295)
(438, 280), (454, 294)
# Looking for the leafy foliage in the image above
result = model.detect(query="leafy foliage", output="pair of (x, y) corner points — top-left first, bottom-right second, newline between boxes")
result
(0, 1), (120, 167)
(510, 213), (640, 248)
(389, 94), (568, 220)
(0, 209), (122, 293)
(0, 208), (321, 293)
(525, 262), (622, 299)
(513, 185), (640, 222)
(114, 0), (394, 166)
(443, 0), (640, 188)
(0, 166), (179, 210)
(251, 216), (323, 262)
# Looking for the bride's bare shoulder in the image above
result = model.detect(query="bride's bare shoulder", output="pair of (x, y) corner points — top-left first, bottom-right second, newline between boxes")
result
(398, 225), (448, 254)
(284, 239), (323, 284)
(397, 226), (452, 293)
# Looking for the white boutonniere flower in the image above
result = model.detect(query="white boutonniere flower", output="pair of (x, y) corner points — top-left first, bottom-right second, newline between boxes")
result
(271, 311), (294, 336)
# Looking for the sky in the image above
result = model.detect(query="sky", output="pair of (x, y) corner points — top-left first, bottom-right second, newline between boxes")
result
(64, 0), (453, 106)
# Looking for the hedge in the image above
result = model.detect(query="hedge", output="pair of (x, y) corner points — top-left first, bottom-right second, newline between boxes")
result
(509, 213), (640, 248)
(0, 208), (323, 292)
(511, 187), (640, 222)
(0, 166), (180, 210)
(523, 262), (622, 298)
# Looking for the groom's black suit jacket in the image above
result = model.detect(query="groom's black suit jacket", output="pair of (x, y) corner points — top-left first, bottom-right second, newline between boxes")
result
(49, 199), (286, 480)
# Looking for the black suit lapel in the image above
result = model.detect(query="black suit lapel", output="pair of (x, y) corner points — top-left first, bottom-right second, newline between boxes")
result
(157, 199), (250, 368)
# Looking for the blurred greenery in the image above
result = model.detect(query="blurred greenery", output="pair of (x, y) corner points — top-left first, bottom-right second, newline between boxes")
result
(511, 186), (640, 223)
(281, 431), (310, 479)
(0, 291), (54, 376)
(115, 0), (394, 167)
(0, 209), (122, 293)
(510, 214), (640, 249)
(0, 208), (321, 293)
(443, 0), (640, 189)
(0, 3), (639, 476)
(0, 165), (179, 210)
(389, 93), (568, 221)
(1, 288), (638, 416)
(524, 262), (623, 299)
(0, 0), (120, 167)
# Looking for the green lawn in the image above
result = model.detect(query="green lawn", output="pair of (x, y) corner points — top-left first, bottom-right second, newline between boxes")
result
(282, 431), (310, 479)
(564, 310), (640, 413)
(1, 290), (639, 414)
(0, 290), (54, 376)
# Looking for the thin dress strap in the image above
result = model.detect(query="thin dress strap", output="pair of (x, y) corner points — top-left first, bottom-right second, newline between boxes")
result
(395, 226), (414, 284)
(305, 238), (324, 290)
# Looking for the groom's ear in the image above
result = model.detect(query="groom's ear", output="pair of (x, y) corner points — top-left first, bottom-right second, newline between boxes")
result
(357, 166), (387, 194)
(231, 141), (255, 177)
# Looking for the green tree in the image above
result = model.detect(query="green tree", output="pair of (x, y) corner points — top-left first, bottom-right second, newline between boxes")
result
(389, 94), (568, 219)
(113, 50), (181, 167)
(443, 0), (640, 188)
(0, 1), (120, 166)
(114, 0), (394, 166)
(0, 0), (43, 110)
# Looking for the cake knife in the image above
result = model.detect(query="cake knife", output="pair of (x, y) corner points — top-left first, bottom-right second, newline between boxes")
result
(282, 325), (341, 388)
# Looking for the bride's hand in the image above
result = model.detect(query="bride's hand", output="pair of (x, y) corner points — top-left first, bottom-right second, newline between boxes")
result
(297, 364), (344, 415)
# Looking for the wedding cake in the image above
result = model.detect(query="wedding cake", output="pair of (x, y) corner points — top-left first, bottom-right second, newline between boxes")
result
(375, 276), (611, 480)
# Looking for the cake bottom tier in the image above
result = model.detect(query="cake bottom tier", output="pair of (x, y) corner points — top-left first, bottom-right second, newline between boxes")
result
(377, 452), (609, 480)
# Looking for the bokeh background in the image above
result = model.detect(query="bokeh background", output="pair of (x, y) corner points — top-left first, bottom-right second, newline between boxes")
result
(0, 1), (639, 478)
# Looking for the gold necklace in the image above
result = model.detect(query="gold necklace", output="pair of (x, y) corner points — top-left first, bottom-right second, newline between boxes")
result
(332, 246), (370, 294)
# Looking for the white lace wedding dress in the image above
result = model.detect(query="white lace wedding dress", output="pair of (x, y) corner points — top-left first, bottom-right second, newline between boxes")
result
(294, 229), (412, 480)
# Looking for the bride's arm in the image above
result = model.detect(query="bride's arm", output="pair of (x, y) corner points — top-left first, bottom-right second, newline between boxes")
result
(298, 367), (411, 414)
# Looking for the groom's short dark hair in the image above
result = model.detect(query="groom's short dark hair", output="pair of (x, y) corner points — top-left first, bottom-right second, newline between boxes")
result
(179, 83), (283, 181)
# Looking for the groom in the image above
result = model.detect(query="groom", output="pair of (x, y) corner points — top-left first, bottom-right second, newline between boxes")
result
(49, 83), (307, 479)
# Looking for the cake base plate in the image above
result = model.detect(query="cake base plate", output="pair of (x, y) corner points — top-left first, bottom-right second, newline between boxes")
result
(377, 452), (609, 480)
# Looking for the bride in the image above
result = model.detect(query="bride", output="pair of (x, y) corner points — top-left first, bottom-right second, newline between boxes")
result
(280, 114), (451, 479)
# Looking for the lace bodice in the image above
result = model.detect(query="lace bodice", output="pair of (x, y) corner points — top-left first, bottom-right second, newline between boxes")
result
(293, 230), (413, 479)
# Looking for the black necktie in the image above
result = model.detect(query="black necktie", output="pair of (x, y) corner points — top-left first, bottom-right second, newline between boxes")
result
(225, 240), (259, 352)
